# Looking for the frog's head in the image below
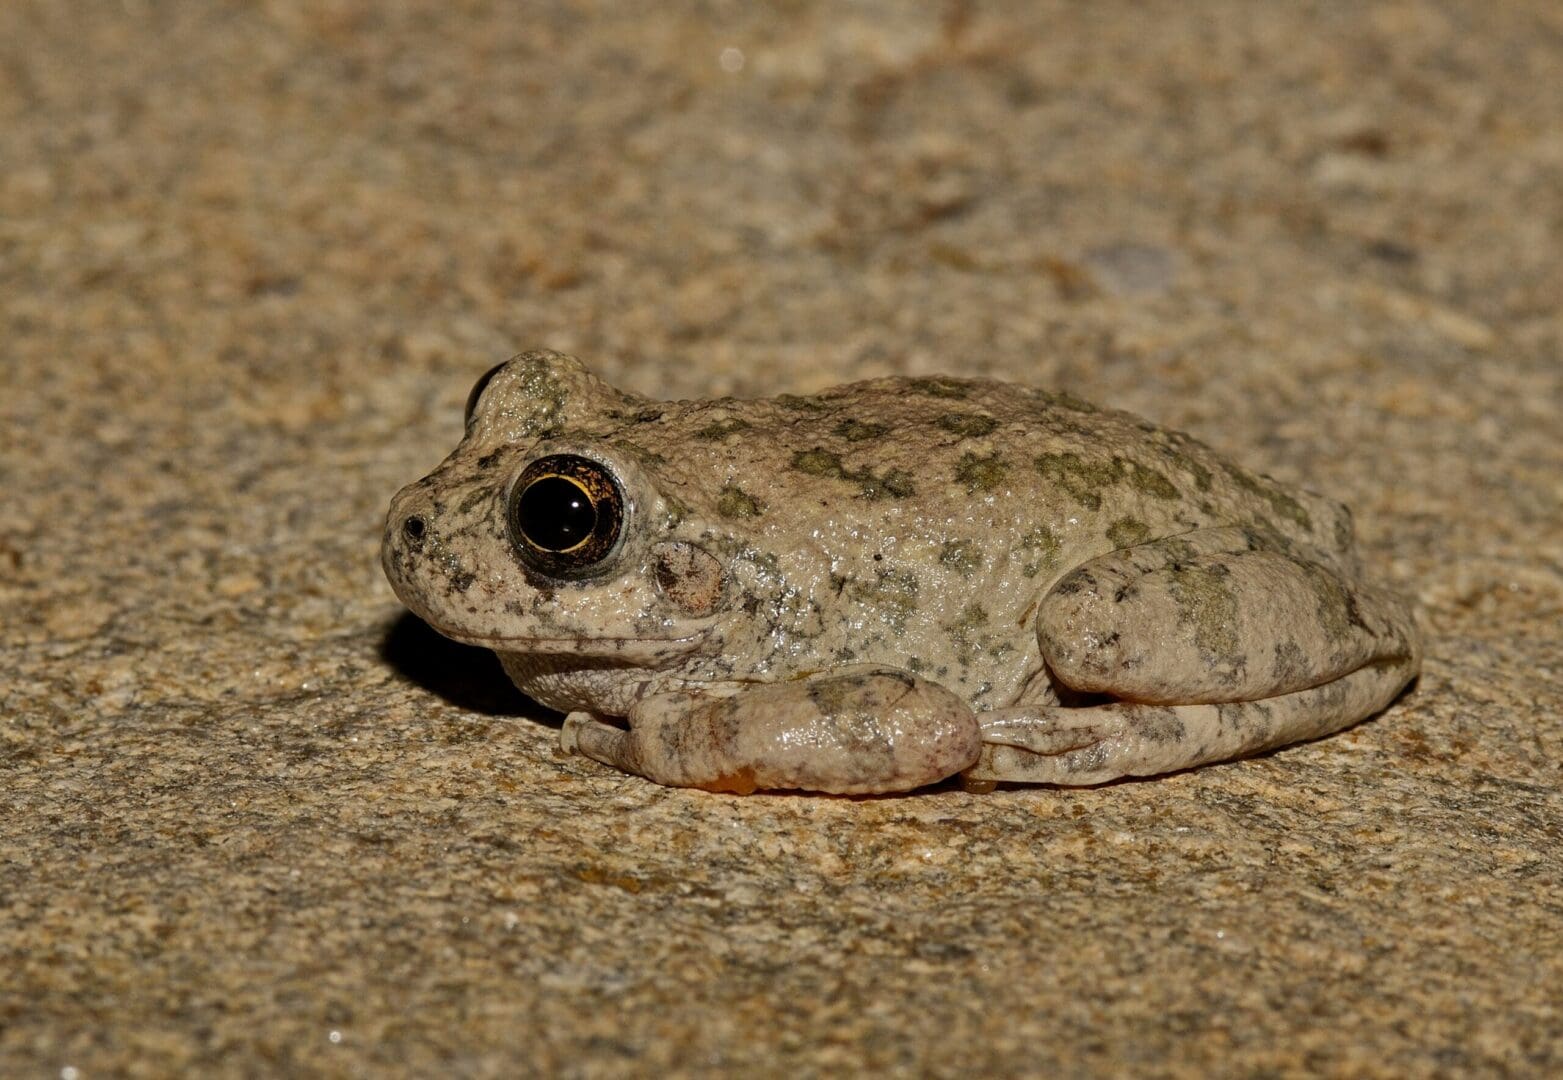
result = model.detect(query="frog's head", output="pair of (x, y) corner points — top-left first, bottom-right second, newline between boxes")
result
(382, 351), (737, 669)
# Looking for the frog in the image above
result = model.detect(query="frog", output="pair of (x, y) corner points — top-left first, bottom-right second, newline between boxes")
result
(382, 350), (1421, 794)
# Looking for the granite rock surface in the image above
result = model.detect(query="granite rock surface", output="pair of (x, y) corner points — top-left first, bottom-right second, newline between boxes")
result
(3, 1), (1561, 1075)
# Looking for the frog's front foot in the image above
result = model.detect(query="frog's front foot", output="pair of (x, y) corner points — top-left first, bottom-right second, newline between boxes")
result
(561, 669), (981, 795)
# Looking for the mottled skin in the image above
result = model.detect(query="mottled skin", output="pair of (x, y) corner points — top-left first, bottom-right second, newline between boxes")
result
(382, 351), (1421, 794)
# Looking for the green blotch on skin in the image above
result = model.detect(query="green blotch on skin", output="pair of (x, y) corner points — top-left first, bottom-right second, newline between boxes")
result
(859, 468), (916, 500)
(1159, 536), (1200, 564)
(1167, 563), (1241, 661)
(1034, 451), (1111, 510)
(939, 539), (982, 576)
(1017, 525), (1062, 578)
(1020, 384), (1099, 420)
(907, 376), (970, 399)
(792, 447), (915, 500)
(1106, 516), (1152, 549)
(943, 602), (991, 664)
(956, 452), (1009, 493)
(1271, 639), (1311, 684)
(736, 547), (781, 575)
(792, 448), (845, 477)
(1222, 463), (1312, 530)
(662, 492), (690, 527)
(776, 394), (828, 412)
(907, 656), (927, 674)
(946, 602), (989, 634)
(849, 568), (920, 634)
(1052, 390), (1099, 414)
(1296, 557), (1357, 643)
(1155, 431), (1214, 492)
(834, 418), (890, 441)
(694, 418), (750, 440)
(808, 676), (869, 716)
(937, 413), (999, 438)
(606, 406), (665, 424)
(717, 485), (765, 519)
(1035, 452), (1180, 509)
(1122, 460), (1179, 499)
(511, 355), (571, 436)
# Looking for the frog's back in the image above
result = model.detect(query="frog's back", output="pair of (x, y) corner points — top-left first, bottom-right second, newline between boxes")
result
(936, 374), (1357, 570)
(653, 373), (1354, 572)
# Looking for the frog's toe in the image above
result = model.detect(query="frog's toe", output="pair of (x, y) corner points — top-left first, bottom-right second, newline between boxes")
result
(976, 710), (1128, 756)
(561, 712), (642, 777)
(559, 711), (592, 754)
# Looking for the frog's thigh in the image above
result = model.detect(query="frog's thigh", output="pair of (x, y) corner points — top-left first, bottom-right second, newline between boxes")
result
(1038, 530), (1419, 705)
(966, 657), (1411, 786)
(564, 669), (981, 795)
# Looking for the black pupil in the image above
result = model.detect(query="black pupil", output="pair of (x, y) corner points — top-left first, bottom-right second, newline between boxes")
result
(518, 476), (597, 551)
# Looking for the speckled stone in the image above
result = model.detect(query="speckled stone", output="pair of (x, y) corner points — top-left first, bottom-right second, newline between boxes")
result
(3, 1), (1560, 1076)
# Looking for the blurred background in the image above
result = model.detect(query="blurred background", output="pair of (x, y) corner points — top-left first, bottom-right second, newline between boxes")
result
(4, 1), (1561, 1075)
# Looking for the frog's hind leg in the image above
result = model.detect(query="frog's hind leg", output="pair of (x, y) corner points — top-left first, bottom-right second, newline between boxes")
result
(965, 657), (1413, 786)
(965, 526), (1421, 787)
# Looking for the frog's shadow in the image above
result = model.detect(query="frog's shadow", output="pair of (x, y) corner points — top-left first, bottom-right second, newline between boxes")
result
(379, 611), (563, 726)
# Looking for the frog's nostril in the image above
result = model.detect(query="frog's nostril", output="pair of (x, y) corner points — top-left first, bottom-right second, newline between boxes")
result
(402, 515), (426, 545)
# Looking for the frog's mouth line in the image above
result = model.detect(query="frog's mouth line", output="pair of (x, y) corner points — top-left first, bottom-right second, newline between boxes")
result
(433, 628), (714, 664)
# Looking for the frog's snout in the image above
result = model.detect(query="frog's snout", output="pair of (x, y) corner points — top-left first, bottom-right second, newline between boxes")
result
(384, 484), (428, 555)
(382, 482), (440, 592)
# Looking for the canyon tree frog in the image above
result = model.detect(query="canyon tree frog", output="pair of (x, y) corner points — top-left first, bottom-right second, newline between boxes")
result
(382, 350), (1421, 794)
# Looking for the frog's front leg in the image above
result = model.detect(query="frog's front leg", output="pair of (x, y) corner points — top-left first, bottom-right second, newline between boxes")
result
(563, 669), (981, 794)
(966, 527), (1421, 787)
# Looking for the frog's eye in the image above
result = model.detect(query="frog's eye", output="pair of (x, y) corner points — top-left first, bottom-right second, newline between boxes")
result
(508, 454), (625, 577)
(464, 361), (509, 431)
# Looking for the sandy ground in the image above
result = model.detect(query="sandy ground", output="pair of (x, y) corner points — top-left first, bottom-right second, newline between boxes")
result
(3, 1), (1561, 1075)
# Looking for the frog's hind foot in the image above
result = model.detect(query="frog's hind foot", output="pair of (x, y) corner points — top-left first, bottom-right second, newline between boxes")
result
(963, 658), (1415, 787)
